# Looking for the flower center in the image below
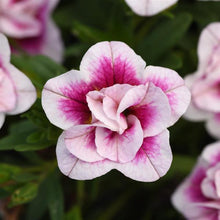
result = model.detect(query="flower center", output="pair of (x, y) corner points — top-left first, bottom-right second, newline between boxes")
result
(86, 83), (147, 134)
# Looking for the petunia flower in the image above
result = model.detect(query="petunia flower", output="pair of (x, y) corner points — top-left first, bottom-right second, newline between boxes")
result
(184, 22), (220, 139)
(42, 41), (190, 182)
(172, 142), (220, 219)
(0, 0), (63, 63)
(0, 34), (36, 128)
(124, 0), (178, 16)
(124, 0), (220, 17)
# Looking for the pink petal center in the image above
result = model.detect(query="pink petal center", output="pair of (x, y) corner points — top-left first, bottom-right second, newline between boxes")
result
(86, 84), (150, 134)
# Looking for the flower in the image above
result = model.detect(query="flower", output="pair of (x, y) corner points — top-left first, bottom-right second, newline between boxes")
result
(42, 41), (190, 182)
(0, 34), (36, 128)
(184, 22), (220, 139)
(124, 0), (178, 16)
(172, 142), (220, 219)
(124, 0), (220, 17)
(0, 0), (63, 62)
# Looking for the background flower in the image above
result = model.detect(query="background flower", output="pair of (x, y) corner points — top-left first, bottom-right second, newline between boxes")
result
(0, 34), (36, 128)
(184, 22), (220, 139)
(42, 41), (190, 182)
(124, 0), (220, 16)
(124, 0), (178, 16)
(172, 142), (220, 219)
(0, 0), (63, 62)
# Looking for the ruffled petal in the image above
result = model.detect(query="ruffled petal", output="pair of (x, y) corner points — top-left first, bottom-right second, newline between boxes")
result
(41, 20), (64, 63)
(0, 70), (16, 112)
(124, 0), (178, 16)
(184, 74), (211, 121)
(202, 142), (220, 165)
(48, 0), (59, 11)
(64, 125), (103, 163)
(95, 115), (143, 163)
(201, 178), (218, 200)
(0, 13), (41, 38)
(127, 83), (171, 137)
(143, 66), (191, 125)
(0, 34), (10, 63)
(171, 162), (212, 219)
(197, 22), (220, 74)
(80, 41), (145, 88)
(116, 129), (172, 182)
(42, 70), (92, 130)
(7, 65), (36, 115)
(0, 113), (5, 129)
(192, 78), (220, 113)
(206, 114), (220, 139)
(56, 133), (113, 180)
(86, 90), (119, 132)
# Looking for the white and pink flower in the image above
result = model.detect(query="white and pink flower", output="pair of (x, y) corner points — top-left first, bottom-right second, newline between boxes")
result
(0, 0), (63, 62)
(0, 34), (36, 128)
(124, 0), (220, 17)
(124, 0), (178, 16)
(42, 41), (190, 182)
(172, 142), (220, 219)
(184, 22), (220, 139)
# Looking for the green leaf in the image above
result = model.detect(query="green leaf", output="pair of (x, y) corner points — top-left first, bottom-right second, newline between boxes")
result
(73, 21), (111, 43)
(26, 131), (44, 144)
(14, 141), (53, 152)
(11, 55), (66, 90)
(0, 120), (37, 151)
(48, 172), (64, 220)
(26, 170), (64, 220)
(137, 13), (192, 64)
(0, 164), (21, 184)
(167, 154), (196, 178)
(65, 206), (82, 220)
(179, 2), (220, 28)
(158, 52), (183, 70)
(0, 188), (10, 199)
(0, 117), (53, 152)
(12, 173), (39, 183)
(9, 183), (38, 207)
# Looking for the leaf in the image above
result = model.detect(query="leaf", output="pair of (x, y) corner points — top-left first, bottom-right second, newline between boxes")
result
(178, 2), (220, 28)
(0, 188), (10, 199)
(137, 13), (192, 64)
(158, 52), (183, 70)
(26, 176), (52, 220)
(11, 55), (66, 90)
(26, 131), (44, 144)
(9, 183), (38, 207)
(14, 141), (53, 152)
(26, 170), (64, 220)
(168, 154), (196, 176)
(12, 173), (39, 183)
(0, 164), (21, 184)
(0, 120), (37, 151)
(65, 206), (82, 220)
(48, 171), (64, 220)
(73, 21), (111, 43)
(0, 118), (53, 152)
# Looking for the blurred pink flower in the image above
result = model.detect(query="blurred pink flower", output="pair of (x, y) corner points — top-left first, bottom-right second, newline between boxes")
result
(184, 23), (220, 139)
(124, 0), (178, 16)
(0, 0), (63, 62)
(0, 34), (36, 128)
(172, 142), (220, 219)
(42, 41), (190, 182)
